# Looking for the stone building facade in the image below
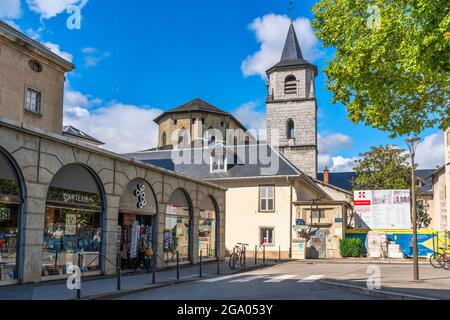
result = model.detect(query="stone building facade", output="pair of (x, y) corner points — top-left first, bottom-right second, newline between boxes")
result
(154, 98), (249, 149)
(265, 23), (318, 178)
(0, 21), (74, 135)
(0, 117), (226, 284)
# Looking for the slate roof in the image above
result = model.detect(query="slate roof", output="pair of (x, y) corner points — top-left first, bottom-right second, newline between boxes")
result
(62, 125), (105, 145)
(125, 144), (302, 180)
(317, 169), (436, 194)
(266, 23), (317, 75)
(153, 98), (247, 131)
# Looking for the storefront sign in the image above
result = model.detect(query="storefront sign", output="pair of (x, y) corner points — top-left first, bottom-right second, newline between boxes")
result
(335, 218), (343, 223)
(295, 219), (305, 225)
(119, 179), (156, 214)
(63, 192), (93, 204)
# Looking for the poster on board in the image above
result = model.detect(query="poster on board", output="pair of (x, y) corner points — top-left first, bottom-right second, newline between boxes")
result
(354, 190), (411, 229)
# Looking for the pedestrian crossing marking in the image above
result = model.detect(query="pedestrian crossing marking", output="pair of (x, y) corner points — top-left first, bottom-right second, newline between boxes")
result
(198, 273), (247, 283)
(263, 274), (297, 283)
(229, 275), (265, 283)
(297, 275), (324, 283)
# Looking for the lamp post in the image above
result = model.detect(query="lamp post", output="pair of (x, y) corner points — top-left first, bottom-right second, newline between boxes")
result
(406, 136), (421, 281)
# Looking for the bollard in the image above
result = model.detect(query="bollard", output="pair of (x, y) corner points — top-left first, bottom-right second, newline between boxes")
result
(176, 252), (180, 280)
(279, 245), (281, 262)
(243, 248), (246, 268)
(152, 256), (156, 284)
(217, 257), (220, 275)
(254, 246), (257, 265)
(76, 252), (82, 299)
(116, 254), (121, 291)
(199, 254), (203, 278)
(263, 245), (266, 264)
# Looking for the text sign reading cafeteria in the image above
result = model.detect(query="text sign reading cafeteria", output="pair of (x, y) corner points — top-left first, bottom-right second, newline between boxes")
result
(353, 190), (411, 229)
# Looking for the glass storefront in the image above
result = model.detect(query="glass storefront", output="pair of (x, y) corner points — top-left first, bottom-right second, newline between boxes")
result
(42, 185), (103, 277)
(198, 209), (216, 259)
(0, 153), (21, 284)
(118, 213), (153, 272)
(164, 204), (190, 263)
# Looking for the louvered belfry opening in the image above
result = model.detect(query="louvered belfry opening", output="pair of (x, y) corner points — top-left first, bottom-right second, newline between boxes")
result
(284, 75), (297, 94)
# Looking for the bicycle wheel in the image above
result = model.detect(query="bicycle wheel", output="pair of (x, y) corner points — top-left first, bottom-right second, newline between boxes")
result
(239, 250), (246, 267)
(228, 253), (237, 269)
(429, 252), (446, 268)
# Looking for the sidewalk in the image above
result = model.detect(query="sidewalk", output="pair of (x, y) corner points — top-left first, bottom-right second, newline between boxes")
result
(0, 259), (278, 300)
(292, 257), (430, 265)
(320, 264), (450, 300)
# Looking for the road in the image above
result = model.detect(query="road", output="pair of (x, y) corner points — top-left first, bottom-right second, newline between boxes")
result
(116, 262), (379, 300)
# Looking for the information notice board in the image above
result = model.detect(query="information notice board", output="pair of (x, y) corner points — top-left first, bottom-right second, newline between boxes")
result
(354, 190), (411, 229)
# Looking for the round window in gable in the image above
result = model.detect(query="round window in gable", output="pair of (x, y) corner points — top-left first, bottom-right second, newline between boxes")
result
(28, 60), (43, 73)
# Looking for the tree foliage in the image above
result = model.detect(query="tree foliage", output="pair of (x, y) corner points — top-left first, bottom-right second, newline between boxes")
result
(352, 145), (410, 190)
(312, 0), (450, 137)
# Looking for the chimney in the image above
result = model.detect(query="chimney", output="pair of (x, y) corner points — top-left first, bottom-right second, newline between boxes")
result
(323, 167), (329, 184)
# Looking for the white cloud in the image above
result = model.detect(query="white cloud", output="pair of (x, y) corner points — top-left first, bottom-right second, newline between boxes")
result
(63, 89), (163, 153)
(43, 41), (73, 62)
(242, 14), (322, 79)
(232, 101), (266, 131)
(26, 0), (87, 19)
(0, 0), (22, 19)
(318, 133), (356, 172)
(81, 47), (111, 67)
(413, 132), (445, 169)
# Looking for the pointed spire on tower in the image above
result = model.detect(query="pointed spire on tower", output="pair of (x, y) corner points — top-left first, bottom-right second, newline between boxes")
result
(280, 23), (304, 62)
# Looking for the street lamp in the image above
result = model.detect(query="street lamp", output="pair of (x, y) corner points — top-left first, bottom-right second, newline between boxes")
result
(406, 136), (421, 281)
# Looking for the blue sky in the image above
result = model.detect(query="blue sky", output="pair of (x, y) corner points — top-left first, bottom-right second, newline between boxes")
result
(1, 0), (445, 171)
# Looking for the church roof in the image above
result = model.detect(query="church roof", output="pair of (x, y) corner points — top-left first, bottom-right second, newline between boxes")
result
(266, 23), (317, 75)
(153, 98), (248, 131)
(62, 125), (104, 145)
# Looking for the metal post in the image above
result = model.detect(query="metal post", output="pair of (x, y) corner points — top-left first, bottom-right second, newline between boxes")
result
(411, 152), (419, 281)
(254, 246), (257, 265)
(152, 256), (156, 284)
(199, 253), (203, 278)
(176, 252), (180, 280)
(263, 245), (266, 264)
(279, 245), (281, 262)
(76, 253), (81, 299)
(116, 254), (121, 291)
(217, 257), (220, 275)
(243, 248), (246, 268)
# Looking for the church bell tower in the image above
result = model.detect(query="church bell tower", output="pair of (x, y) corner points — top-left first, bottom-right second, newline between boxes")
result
(266, 22), (318, 178)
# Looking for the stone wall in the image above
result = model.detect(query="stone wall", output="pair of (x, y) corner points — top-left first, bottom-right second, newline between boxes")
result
(0, 118), (226, 284)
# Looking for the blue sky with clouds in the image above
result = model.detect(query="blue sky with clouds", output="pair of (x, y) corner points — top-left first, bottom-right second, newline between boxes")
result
(0, 0), (445, 171)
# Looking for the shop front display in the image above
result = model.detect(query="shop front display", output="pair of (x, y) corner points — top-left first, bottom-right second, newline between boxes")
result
(42, 164), (104, 279)
(164, 189), (192, 264)
(118, 179), (157, 273)
(198, 209), (216, 259)
(0, 150), (22, 284)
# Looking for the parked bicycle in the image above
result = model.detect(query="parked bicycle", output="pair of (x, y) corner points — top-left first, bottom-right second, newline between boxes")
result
(228, 243), (248, 270)
(429, 247), (450, 270)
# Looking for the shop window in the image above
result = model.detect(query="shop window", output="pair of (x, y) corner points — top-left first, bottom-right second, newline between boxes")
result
(259, 185), (275, 212)
(260, 228), (274, 245)
(198, 209), (216, 259)
(164, 189), (192, 264)
(25, 87), (42, 114)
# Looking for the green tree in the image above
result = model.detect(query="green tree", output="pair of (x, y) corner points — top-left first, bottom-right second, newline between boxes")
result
(312, 0), (449, 137)
(352, 145), (410, 190)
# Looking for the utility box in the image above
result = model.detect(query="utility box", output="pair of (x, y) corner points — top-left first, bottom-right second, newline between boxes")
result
(292, 238), (307, 260)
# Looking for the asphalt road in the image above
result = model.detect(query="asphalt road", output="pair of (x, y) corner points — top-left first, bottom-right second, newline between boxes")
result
(116, 262), (378, 300)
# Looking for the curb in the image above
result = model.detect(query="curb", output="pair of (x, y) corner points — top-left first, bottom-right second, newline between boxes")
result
(80, 263), (278, 300)
(320, 280), (438, 300)
(288, 260), (429, 265)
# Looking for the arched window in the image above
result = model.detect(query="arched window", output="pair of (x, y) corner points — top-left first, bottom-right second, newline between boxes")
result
(284, 75), (297, 94)
(287, 119), (295, 139)
(162, 132), (167, 146)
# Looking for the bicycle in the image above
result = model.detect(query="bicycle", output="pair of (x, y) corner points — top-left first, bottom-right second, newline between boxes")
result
(228, 243), (248, 270)
(429, 247), (450, 269)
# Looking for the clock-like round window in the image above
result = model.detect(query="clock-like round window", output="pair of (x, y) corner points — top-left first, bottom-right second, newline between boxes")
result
(28, 60), (43, 73)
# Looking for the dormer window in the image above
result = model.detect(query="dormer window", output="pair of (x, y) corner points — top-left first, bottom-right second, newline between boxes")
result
(210, 153), (227, 173)
(284, 75), (297, 94)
